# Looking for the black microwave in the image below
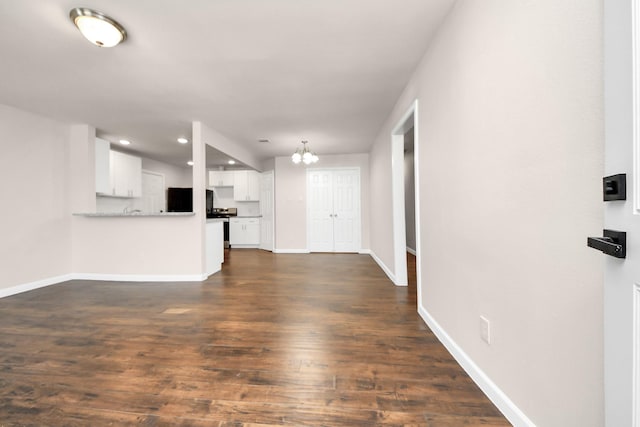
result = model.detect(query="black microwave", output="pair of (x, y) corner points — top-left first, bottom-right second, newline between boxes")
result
(167, 188), (213, 215)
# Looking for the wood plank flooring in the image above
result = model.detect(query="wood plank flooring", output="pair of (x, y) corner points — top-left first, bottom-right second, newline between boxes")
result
(0, 250), (510, 426)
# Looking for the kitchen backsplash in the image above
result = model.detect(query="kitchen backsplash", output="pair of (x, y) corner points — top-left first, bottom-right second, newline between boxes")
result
(212, 187), (260, 216)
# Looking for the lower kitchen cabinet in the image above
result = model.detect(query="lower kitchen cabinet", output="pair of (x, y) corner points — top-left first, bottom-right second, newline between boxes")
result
(229, 218), (260, 247)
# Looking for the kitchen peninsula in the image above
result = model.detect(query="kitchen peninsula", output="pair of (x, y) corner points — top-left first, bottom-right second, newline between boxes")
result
(73, 212), (195, 217)
(72, 213), (225, 279)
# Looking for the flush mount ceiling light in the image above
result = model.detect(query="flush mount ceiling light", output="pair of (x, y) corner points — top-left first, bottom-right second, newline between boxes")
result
(69, 8), (127, 47)
(291, 140), (319, 165)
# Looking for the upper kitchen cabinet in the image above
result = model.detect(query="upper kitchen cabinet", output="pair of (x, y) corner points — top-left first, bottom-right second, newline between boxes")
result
(109, 150), (142, 198)
(209, 171), (234, 187)
(233, 170), (260, 201)
(95, 138), (142, 198)
(95, 138), (111, 194)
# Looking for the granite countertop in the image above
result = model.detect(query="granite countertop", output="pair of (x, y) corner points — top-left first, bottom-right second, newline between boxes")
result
(236, 215), (262, 218)
(73, 212), (196, 218)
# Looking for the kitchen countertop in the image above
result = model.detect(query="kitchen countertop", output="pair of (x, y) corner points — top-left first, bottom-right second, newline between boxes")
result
(73, 212), (196, 217)
(235, 215), (262, 218)
(206, 218), (226, 223)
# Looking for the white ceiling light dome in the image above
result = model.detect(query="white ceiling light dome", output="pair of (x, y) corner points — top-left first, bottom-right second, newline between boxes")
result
(69, 8), (127, 48)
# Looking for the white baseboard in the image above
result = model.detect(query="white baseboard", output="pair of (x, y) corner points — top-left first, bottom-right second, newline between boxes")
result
(369, 250), (406, 286)
(406, 247), (416, 256)
(0, 272), (210, 298)
(417, 303), (536, 427)
(0, 274), (75, 298)
(73, 273), (208, 282)
(272, 249), (311, 254)
(358, 249), (371, 254)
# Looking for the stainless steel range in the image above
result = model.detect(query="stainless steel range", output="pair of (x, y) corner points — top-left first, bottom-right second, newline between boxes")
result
(208, 208), (237, 248)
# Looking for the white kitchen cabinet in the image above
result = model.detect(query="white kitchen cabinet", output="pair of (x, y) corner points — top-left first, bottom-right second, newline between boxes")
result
(95, 138), (111, 194)
(208, 171), (234, 187)
(233, 170), (260, 201)
(229, 217), (260, 246)
(109, 150), (142, 198)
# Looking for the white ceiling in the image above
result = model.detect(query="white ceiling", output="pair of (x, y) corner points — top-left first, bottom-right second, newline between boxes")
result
(0, 0), (455, 168)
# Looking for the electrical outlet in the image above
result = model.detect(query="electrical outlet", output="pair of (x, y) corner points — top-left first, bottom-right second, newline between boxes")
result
(480, 316), (491, 344)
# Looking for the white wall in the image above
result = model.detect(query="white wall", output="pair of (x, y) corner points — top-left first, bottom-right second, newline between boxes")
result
(369, 1), (603, 425)
(274, 154), (370, 252)
(142, 157), (191, 188)
(199, 124), (262, 171)
(71, 215), (203, 277)
(0, 104), (72, 290)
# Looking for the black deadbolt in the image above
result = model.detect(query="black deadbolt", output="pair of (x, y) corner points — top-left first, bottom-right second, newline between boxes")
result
(603, 174), (626, 201)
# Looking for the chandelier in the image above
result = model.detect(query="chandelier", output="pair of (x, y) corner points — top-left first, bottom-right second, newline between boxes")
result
(291, 140), (319, 165)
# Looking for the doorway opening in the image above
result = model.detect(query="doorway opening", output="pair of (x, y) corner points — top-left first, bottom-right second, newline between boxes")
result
(390, 100), (420, 302)
(404, 127), (418, 304)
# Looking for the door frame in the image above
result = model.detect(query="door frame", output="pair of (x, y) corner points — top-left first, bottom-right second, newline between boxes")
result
(604, 1), (640, 425)
(390, 100), (420, 290)
(259, 170), (275, 251)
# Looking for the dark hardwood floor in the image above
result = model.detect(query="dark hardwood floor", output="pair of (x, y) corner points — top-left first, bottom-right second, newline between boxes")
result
(0, 250), (510, 426)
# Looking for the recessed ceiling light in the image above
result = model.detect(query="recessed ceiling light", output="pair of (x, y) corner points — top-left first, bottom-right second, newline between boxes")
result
(187, 160), (194, 166)
(69, 8), (127, 48)
(228, 160), (236, 165)
(119, 139), (131, 145)
(177, 137), (188, 144)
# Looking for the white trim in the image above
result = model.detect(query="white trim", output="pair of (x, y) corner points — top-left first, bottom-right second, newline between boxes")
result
(0, 274), (75, 298)
(406, 247), (416, 256)
(259, 170), (275, 251)
(272, 249), (311, 254)
(633, 0), (640, 214)
(72, 273), (208, 282)
(418, 303), (536, 427)
(0, 272), (210, 299)
(390, 100), (418, 289)
(634, 283), (640, 427)
(369, 250), (407, 286)
(358, 249), (371, 255)
(412, 101), (422, 304)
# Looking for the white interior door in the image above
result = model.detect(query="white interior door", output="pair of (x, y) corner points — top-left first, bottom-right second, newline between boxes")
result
(141, 171), (165, 213)
(308, 170), (334, 252)
(604, 2), (640, 425)
(260, 170), (274, 251)
(307, 168), (360, 253)
(333, 169), (361, 252)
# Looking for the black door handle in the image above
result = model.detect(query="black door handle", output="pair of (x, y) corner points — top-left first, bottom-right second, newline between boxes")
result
(587, 229), (626, 259)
